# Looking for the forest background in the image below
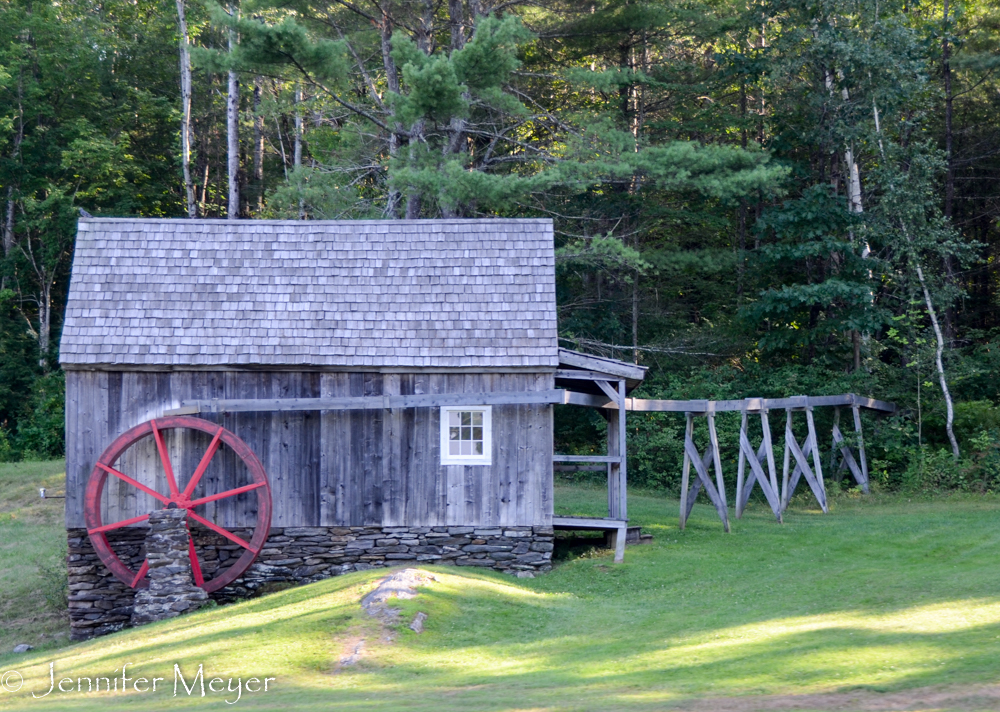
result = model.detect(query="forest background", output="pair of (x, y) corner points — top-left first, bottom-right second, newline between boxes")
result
(1, 0), (999, 495)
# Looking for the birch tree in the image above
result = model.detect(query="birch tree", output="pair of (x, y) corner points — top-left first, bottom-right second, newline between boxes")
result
(226, 3), (240, 219)
(176, 0), (196, 218)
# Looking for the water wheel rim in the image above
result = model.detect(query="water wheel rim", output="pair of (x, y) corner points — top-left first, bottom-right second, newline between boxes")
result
(84, 415), (271, 594)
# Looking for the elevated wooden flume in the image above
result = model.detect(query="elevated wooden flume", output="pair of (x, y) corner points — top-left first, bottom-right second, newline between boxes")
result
(557, 388), (896, 532)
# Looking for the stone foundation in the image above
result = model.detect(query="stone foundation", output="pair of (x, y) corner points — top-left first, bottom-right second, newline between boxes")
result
(67, 524), (554, 640)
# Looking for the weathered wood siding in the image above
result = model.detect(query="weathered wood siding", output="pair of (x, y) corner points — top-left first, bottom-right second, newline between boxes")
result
(65, 370), (553, 530)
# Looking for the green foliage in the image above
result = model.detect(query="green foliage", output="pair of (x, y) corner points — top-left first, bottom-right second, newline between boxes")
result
(741, 186), (885, 357)
(556, 234), (649, 273)
(390, 38), (468, 126)
(15, 371), (64, 461)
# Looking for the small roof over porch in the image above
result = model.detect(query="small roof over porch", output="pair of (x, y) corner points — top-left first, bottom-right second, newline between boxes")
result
(554, 348), (648, 395)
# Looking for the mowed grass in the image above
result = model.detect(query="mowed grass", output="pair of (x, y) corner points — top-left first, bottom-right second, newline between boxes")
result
(0, 460), (70, 654)
(1, 469), (1000, 710)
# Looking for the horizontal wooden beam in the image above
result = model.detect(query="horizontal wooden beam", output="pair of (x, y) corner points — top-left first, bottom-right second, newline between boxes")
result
(554, 369), (621, 381)
(553, 455), (621, 463)
(558, 391), (896, 414)
(165, 389), (895, 416)
(561, 391), (613, 408)
(164, 390), (567, 415)
(552, 516), (628, 530)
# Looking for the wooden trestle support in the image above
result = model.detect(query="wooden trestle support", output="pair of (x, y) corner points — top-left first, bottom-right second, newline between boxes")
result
(674, 395), (888, 530)
(561, 388), (894, 533)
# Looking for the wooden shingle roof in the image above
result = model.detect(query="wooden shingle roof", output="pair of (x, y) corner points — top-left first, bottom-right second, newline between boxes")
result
(60, 218), (558, 368)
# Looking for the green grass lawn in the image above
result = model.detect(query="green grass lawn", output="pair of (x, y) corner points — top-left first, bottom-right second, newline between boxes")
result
(2, 466), (1000, 710)
(0, 460), (70, 655)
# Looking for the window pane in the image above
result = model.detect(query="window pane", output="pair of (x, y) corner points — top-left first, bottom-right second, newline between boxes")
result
(461, 412), (471, 426)
(472, 412), (483, 425)
(472, 427), (482, 441)
(450, 441), (461, 456)
(449, 427), (460, 441)
(474, 441), (483, 455)
(461, 440), (472, 455)
(450, 412), (461, 426)
(462, 426), (472, 441)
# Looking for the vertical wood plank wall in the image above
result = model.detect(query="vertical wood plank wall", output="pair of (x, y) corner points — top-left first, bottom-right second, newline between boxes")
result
(65, 370), (553, 530)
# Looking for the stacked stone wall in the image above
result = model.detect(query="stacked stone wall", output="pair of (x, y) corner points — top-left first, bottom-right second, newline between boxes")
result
(67, 524), (554, 640)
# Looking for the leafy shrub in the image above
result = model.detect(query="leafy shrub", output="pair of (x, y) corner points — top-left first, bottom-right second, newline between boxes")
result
(34, 554), (68, 612)
(953, 401), (1000, 445)
(14, 371), (65, 460)
(899, 447), (977, 492)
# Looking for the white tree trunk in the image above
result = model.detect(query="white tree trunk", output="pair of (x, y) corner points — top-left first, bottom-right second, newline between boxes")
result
(227, 6), (240, 219)
(38, 281), (51, 368)
(3, 191), (13, 256)
(176, 0), (196, 218)
(915, 256), (961, 459)
(294, 86), (304, 219)
(5, 84), (24, 256)
(253, 77), (263, 212)
(872, 99), (961, 459)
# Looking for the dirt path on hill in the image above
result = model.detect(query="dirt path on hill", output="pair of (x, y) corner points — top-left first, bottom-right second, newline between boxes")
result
(669, 684), (1000, 711)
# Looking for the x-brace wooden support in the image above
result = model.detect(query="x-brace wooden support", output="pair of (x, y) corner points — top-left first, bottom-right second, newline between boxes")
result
(735, 409), (782, 523)
(679, 412), (730, 533)
(830, 406), (870, 493)
(780, 408), (828, 513)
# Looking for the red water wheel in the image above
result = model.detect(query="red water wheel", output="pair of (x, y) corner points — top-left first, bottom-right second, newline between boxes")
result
(84, 415), (271, 593)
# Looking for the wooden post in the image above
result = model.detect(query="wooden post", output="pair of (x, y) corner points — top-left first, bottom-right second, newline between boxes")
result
(735, 410), (748, 518)
(852, 404), (870, 493)
(593, 378), (626, 521)
(805, 406), (826, 501)
(761, 408), (778, 496)
(618, 379), (627, 520)
(606, 407), (620, 519)
(781, 409), (792, 510)
(679, 413), (693, 530)
(610, 522), (626, 563)
(831, 407), (842, 477)
(708, 412), (726, 515)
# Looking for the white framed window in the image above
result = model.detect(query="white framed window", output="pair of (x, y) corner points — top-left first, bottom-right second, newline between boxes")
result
(440, 406), (492, 465)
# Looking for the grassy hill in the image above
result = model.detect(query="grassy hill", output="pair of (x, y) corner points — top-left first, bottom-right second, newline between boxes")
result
(1, 464), (1000, 710)
(0, 460), (70, 654)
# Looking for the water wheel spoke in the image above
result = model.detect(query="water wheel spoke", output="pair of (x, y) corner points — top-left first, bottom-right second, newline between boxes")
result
(186, 481), (266, 508)
(186, 510), (256, 552)
(131, 559), (149, 588)
(96, 463), (171, 505)
(88, 512), (151, 534)
(186, 530), (205, 587)
(150, 419), (180, 497)
(181, 426), (224, 500)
